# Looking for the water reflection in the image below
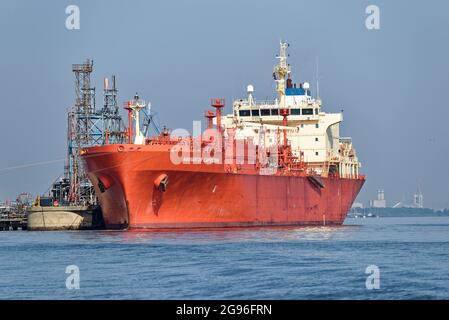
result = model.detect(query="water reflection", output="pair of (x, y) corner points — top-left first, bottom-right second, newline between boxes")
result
(68, 217), (449, 245)
(69, 225), (359, 245)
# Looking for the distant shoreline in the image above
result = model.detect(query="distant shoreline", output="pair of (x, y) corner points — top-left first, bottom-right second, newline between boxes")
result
(349, 207), (449, 218)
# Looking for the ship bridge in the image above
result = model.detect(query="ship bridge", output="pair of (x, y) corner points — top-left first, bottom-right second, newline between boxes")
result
(219, 41), (361, 179)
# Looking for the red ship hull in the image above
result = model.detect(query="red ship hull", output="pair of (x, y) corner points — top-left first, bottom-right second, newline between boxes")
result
(82, 144), (365, 230)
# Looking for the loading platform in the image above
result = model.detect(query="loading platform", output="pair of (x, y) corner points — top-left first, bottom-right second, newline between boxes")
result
(0, 213), (27, 231)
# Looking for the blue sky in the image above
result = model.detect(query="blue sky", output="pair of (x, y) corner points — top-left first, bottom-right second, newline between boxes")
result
(0, 0), (448, 208)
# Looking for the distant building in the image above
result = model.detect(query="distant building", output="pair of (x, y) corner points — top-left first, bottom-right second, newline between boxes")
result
(370, 189), (386, 208)
(412, 187), (424, 208)
(352, 202), (364, 209)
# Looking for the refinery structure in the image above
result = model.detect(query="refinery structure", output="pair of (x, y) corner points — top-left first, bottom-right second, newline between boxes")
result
(21, 58), (161, 230)
(65, 60), (125, 205)
(49, 59), (159, 207)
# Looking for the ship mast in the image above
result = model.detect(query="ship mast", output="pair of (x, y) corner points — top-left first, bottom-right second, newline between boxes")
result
(273, 41), (291, 110)
(128, 93), (146, 145)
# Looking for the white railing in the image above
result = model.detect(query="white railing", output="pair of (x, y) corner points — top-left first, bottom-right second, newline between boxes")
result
(234, 99), (277, 108)
(339, 137), (352, 144)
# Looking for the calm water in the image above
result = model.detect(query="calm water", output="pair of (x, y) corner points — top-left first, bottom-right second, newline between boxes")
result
(1, 217), (449, 299)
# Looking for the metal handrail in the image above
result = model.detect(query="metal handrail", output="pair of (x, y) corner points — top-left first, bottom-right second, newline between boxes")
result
(234, 99), (277, 107)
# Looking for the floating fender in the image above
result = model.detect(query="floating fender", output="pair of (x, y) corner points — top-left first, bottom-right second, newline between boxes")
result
(307, 175), (325, 189)
(154, 174), (169, 192)
(97, 175), (114, 193)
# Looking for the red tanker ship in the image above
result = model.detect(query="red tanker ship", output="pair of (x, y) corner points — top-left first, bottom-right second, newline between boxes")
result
(81, 42), (365, 229)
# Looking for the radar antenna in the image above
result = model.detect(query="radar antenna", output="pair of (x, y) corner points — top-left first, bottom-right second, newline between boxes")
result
(273, 41), (291, 109)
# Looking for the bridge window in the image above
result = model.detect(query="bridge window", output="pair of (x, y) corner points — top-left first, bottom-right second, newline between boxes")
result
(271, 109), (279, 116)
(315, 108), (319, 115)
(291, 109), (301, 115)
(260, 109), (270, 116)
(302, 108), (314, 115)
(251, 110), (260, 116)
(239, 110), (251, 117)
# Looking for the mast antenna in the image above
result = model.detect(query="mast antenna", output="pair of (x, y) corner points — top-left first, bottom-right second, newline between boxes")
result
(315, 56), (320, 100)
(274, 41), (291, 109)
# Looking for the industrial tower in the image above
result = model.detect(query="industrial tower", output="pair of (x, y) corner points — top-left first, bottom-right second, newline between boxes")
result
(66, 59), (125, 205)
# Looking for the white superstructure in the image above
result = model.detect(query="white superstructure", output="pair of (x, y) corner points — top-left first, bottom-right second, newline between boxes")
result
(220, 41), (361, 178)
(128, 93), (147, 145)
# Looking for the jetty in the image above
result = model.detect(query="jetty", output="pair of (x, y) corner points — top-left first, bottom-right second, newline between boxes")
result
(0, 212), (27, 231)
